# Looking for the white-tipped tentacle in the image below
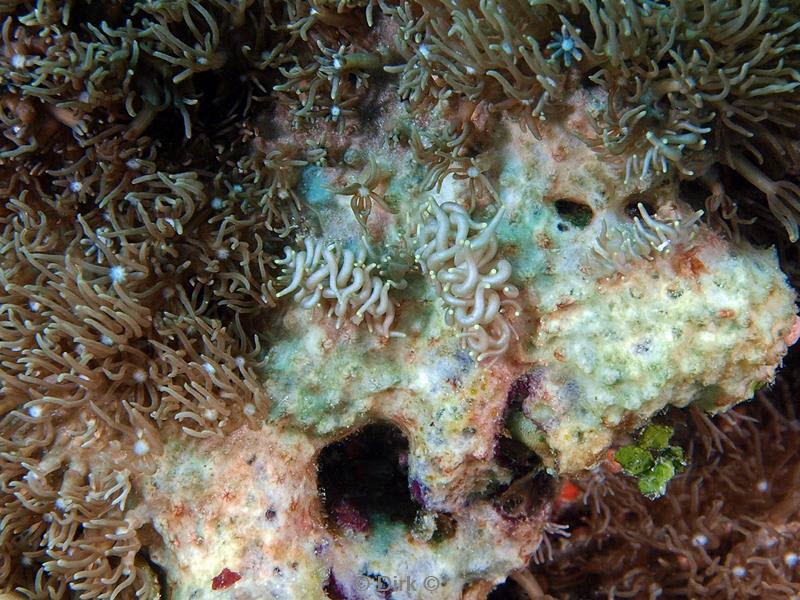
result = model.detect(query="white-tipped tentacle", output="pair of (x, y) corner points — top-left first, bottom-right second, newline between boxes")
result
(275, 236), (402, 337)
(276, 250), (306, 297)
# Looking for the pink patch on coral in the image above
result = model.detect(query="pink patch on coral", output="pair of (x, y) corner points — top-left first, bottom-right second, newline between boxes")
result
(784, 315), (800, 346)
(211, 568), (241, 590)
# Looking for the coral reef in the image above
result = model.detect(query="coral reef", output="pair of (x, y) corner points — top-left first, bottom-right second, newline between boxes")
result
(0, 1), (797, 599)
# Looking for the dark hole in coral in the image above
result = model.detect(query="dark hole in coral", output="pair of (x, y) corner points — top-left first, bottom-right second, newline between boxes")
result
(556, 222), (569, 232)
(141, 551), (170, 600)
(498, 371), (546, 483)
(554, 199), (592, 228)
(495, 435), (542, 481)
(679, 178), (709, 214)
(486, 576), (529, 599)
(137, 523), (170, 599)
(492, 468), (556, 520)
(580, 65), (604, 90)
(490, 450), (554, 520)
(622, 193), (656, 220)
(430, 512), (458, 543)
(317, 422), (417, 534)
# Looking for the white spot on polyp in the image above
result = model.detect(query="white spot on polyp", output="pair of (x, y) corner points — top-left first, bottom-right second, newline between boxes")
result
(691, 534), (708, 547)
(109, 265), (126, 283)
(101, 335), (114, 346)
(732, 566), (746, 578)
(211, 197), (225, 210)
(234, 356), (246, 368)
(756, 479), (769, 493)
(11, 54), (26, 68)
(28, 405), (43, 418)
(69, 181), (83, 193)
(132, 369), (147, 383)
(785, 552), (798, 568)
(243, 403), (256, 417)
(133, 439), (149, 456)
(202, 362), (216, 375)
(204, 409), (217, 421)
(29, 300), (41, 312)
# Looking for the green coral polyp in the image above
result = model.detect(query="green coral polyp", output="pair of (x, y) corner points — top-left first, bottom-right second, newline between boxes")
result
(614, 445), (654, 477)
(615, 425), (688, 499)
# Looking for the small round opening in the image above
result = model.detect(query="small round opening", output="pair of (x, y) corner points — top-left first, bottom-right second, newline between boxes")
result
(317, 423), (417, 534)
(554, 199), (593, 228)
(678, 178), (709, 211)
(622, 193), (656, 220)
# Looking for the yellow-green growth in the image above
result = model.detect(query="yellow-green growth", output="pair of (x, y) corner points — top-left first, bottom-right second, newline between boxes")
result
(615, 425), (687, 499)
